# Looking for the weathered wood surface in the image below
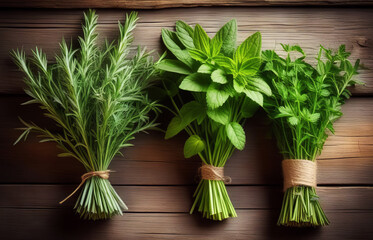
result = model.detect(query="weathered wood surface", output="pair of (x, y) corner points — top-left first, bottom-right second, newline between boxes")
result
(0, 6), (372, 240)
(0, 186), (372, 239)
(1, 0), (373, 9)
(1, 185), (372, 211)
(0, 8), (372, 94)
(0, 209), (372, 239)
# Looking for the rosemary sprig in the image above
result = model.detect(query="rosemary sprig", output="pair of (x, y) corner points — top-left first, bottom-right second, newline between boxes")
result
(11, 10), (161, 220)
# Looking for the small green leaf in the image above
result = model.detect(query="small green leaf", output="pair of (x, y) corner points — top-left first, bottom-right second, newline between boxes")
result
(176, 21), (195, 49)
(288, 116), (299, 126)
(214, 55), (235, 73)
(225, 122), (246, 150)
(179, 101), (206, 127)
(238, 57), (261, 76)
(235, 32), (261, 63)
(165, 116), (183, 139)
(165, 101), (205, 139)
(179, 73), (211, 92)
(207, 103), (230, 125)
(193, 24), (211, 55)
(211, 69), (228, 84)
(210, 37), (223, 57)
(213, 19), (237, 57)
(157, 59), (192, 75)
(206, 83), (230, 109)
(275, 106), (293, 118)
(189, 49), (208, 63)
(243, 89), (263, 106)
(162, 78), (179, 97)
(198, 64), (215, 74)
(246, 77), (272, 96)
(184, 135), (205, 158)
(162, 29), (194, 67)
(233, 77), (245, 93)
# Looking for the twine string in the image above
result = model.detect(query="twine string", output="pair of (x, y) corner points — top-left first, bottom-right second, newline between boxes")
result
(282, 159), (317, 191)
(199, 164), (232, 184)
(59, 170), (112, 204)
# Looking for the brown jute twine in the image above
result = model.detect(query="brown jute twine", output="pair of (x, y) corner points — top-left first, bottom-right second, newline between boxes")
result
(199, 164), (231, 183)
(59, 170), (112, 204)
(282, 159), (317, 191)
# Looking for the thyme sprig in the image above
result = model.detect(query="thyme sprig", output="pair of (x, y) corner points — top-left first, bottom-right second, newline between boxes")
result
(261, 44), (363, 226)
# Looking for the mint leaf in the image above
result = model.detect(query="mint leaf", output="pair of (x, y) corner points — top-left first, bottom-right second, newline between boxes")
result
(162, 29), (194, 67)
(189, 49), (208, 63)
(246, 77), (272, 96)
(179, 73), (211, 92)
(213, 19), (237, 57)
(211, 69), (228, 84)
(198, 64), (215, 74)
(243, 89), (263, 106)
(210, 37), (223, 57)
(165, 101), (205, 139)
(184, 135), (205, 158)
(238, 57), (261, 76)
(225, 122), (246, 150)
(207, 103), (230, 125)
(214, 55), (235, 73)
(165, 116), (183, 139)
(233, 76), (245, 93)
(157, 59), (192, 75)
(176, 21), (195, 49)
(206, 83), (230, 109)
(235, 32), (261, 63)
(193, 24), (211, 55)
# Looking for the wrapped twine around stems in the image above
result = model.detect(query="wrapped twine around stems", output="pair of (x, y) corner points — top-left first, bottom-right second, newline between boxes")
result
(59, 170), (113, 204)
(282, 159), (317, 191)
(199, 164), (232, 184)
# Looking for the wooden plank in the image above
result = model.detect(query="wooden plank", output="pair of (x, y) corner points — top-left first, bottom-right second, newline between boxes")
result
(0, 8), (372, 94)
(1, 96), (372, 185)
(0, 208), (371, 239)
(0, 0), (372, 9)
(0, 185), (372, 212)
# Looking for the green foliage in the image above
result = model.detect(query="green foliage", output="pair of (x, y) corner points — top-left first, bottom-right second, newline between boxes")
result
(158, 19), (269, 221)
(262, 44), (362, 160)
(11, 10), (161, 220)
(261, 44), (363, 226)
(225, 122), (245, 150)
(184, 135), (205, 158)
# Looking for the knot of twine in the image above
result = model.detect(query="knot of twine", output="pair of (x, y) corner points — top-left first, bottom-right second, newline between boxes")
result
(282, 159), (317, 192)
(199, 164), (231, 184)
(59, 170), (112, 204)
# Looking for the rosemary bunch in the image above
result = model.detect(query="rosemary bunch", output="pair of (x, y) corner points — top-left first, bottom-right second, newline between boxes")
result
(261, 44), (363, 226)
(12, 10), (161, 220)
(158, 20), (271, 220)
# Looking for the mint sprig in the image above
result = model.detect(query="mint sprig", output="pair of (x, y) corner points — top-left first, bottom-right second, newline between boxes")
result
(158, 19), (270, 220)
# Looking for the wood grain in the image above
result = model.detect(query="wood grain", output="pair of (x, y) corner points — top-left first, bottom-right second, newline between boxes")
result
(1, 0), (373, 9)
(1, 5), (372, 239)
(0, 209), (372, 240)
(1, 96), (372, 185)
(1, 185), (372, 211)
(0, 8), (372, 94)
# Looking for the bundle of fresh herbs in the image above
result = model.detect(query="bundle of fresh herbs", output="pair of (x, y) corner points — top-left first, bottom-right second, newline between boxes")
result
(261, 44), (363, 226)
(12, 10), (161, 220)
(157, 19), (271, 220)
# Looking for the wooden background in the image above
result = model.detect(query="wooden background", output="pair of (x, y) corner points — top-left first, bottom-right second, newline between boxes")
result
(0, 1), (372, 239)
